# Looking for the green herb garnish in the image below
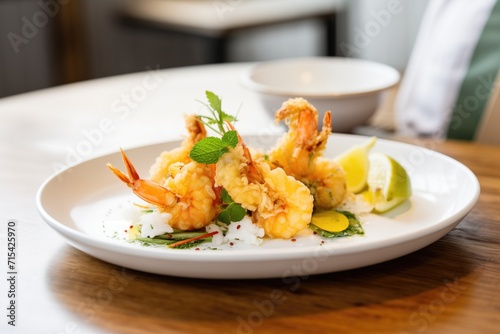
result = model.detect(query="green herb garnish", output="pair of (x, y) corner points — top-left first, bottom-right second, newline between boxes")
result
(197, 91), (237, 135)
(168, 231), (219, 248)
(189, 91), (240, 164)
(154, 231), (208, 240)
(135, 230), (217, 248)
(174, 239), (206, 249)
(189, 130), (238, 164)
(217, 188), (246, 224)
(135, 237), (177, 245)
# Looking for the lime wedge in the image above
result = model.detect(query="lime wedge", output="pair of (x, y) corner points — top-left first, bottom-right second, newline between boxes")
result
(311, 211), (349, 232)
(335, 136), (377, 193)
(366, 153), (412, 213)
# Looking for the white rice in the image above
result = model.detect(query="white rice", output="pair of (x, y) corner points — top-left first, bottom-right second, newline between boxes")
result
(206, 217), (265, 247)
(122, 204), (173, 238)
(139, 211), (174, 238)
(205, 224), (224, 244)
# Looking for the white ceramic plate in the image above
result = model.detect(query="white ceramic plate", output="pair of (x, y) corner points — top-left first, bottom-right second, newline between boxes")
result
(36, 134), (479, 279)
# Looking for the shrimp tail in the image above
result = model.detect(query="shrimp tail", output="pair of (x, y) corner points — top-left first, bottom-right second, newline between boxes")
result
(312, 110), (332, 155)
(107, 149), (176, 208)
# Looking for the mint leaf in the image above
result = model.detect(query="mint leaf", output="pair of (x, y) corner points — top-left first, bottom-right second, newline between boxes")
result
(221, 130), (238, 148)
(189, 131), (238, 164)
(221, 188), (234, 204)
(207, 120), (219, 125)
(189, 137), (227, 164)
(217, 203), (246, 224)
(201, 91), (238, 134)
(217, 189), (246, 224)
(217, 210), (231, 225)
(205, 91), (225, 134)
(226, 203), (246, 221)
(220, 111), (237, 123)
(206, 91), (222, 114)
(190, 91), (241, 164)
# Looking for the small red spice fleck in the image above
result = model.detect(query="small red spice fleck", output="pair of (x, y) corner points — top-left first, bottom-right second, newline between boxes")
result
(237, 224), (241, 229)
(124, 230), (128, 233)
(129, 225), (134, 229)
(230, 242), (234, 246)
(313, 231), (317, 235)
(321, 241), (325, 244)
(195, 248), (200, 251)
(291, 238), (296, 242)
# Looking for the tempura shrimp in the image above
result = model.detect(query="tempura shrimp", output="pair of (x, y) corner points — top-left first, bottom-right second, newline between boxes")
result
(215, 140), (313, 239)
(215, 145), (263, 212)
(299, 157), (347, 210)
(149, 114), (206, 183)
(267, 98), (346, 209)
(107, 149), (217, 230)
(254, 162), (314, 239)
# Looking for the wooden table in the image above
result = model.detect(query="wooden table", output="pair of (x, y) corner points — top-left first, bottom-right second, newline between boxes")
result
(1, 63), (499, 333)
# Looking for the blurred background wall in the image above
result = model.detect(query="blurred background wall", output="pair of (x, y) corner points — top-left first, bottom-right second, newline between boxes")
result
(0, 0), (429, 98)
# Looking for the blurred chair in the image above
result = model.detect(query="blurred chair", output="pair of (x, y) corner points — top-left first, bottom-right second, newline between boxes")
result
(394, 0), (500, 144)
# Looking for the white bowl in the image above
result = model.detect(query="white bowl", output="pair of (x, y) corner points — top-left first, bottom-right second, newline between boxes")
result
(240, 57), (400, 132)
